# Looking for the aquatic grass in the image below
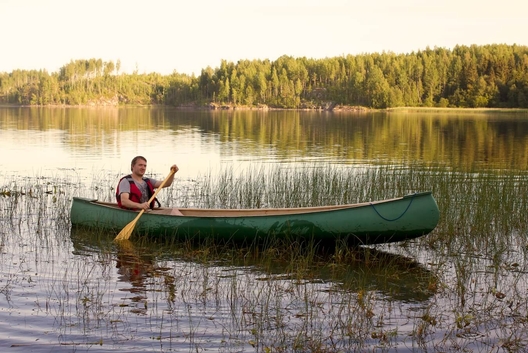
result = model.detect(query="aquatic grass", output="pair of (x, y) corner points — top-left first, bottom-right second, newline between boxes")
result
(164, 163), (528, 263)
(4, 164), (528, 268)
(167, 164), (428, 209)
(2, 165), (528, 351)
(162, 164), (528, 350)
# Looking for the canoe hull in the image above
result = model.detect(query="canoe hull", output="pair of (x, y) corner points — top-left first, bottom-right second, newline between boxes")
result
(70, 192), (440, 245)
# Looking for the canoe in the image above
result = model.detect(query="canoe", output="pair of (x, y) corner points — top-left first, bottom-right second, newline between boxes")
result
(70, 191), (440, 245)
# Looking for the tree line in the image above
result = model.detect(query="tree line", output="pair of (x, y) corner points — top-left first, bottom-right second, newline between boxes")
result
(1, 44), (527, 109)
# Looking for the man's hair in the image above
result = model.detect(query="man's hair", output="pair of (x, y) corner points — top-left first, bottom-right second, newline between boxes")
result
(131, 156), (147, 171)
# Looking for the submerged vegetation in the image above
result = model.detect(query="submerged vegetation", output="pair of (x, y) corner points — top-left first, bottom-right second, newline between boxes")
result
(1, 44), (528, 109)
(1, 164), (528, 351)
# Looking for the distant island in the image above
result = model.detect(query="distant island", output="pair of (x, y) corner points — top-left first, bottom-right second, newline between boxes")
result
(1, 44), (527, 109)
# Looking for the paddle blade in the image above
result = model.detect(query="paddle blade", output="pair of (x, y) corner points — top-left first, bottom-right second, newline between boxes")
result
(114, 216), (140, 241)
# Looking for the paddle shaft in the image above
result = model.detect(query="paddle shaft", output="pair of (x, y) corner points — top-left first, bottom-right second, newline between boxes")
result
(143, 167), (176, 209)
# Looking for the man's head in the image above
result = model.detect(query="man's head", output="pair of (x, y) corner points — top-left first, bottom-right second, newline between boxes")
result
(131, 156), (147, 175)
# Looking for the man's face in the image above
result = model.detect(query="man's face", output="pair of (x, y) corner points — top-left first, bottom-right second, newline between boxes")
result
(132, 159), (147, 177)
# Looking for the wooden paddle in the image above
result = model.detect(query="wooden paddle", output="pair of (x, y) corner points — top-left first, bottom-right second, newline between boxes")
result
(114, 167), (176, 241)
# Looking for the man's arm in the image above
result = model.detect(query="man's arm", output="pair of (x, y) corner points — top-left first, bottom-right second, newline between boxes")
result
(120, 193), (149, 210)
(153, 164), (179, 188)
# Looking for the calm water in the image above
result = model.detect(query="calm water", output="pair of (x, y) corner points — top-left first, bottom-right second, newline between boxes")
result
(1, 106), (528, 352)
(2, 107), (528, 180)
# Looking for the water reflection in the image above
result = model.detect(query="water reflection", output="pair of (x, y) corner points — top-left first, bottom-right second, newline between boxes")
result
(70, 228), (436, 304)
(2, 107), (528, 178)
(4, 105), (528, 351)
(114, 240), (177, 315)
(68, 228), (440, 351)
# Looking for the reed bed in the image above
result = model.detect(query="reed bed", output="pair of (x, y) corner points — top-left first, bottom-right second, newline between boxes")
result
(1, 164), (528, 352)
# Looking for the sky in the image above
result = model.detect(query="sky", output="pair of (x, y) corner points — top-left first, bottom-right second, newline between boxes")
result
(1, 0), (527, 76)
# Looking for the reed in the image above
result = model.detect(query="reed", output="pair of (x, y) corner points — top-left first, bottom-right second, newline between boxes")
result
(2, 164), (528, 352)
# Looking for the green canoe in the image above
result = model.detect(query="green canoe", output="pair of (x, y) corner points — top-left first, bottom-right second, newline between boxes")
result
(70, 192), (440, 245)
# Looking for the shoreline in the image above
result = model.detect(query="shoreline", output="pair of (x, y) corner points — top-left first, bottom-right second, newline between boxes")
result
(0, 102), (527, 114)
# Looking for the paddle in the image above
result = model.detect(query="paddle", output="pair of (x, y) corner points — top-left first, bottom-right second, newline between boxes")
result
(114, 167), (176, 241)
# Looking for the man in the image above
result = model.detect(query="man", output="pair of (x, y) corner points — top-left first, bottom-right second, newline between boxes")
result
(116, 156), (181, 214)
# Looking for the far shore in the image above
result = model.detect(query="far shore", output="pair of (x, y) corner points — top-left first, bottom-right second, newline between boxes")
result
(386, 107), (528, 113)
(1, 102), (527, 114)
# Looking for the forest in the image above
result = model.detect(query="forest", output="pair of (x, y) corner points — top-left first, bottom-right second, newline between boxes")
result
(0, 44), (527, 109)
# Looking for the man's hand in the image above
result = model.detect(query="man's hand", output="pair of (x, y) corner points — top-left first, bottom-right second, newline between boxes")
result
(137, 202), (150, 210)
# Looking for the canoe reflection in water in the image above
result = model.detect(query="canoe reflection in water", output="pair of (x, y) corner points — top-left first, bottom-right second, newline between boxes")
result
(113, 240), (177, 314)
(71, 228), (437, 306)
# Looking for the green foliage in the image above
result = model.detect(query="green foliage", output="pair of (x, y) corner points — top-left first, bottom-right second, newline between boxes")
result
(1, 45), (528, 109)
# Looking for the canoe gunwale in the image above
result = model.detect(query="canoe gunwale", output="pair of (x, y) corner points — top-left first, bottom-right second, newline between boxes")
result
(74, 191), (432, 218)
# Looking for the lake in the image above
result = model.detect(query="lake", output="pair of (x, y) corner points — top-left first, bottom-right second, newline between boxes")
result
(1, 106), (528, 352)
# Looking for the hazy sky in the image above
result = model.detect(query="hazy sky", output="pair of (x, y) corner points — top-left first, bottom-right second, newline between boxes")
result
(1, 0), (526, 76)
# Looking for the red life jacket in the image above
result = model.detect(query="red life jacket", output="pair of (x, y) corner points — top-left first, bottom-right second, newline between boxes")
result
(116, 175), (160, 209)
